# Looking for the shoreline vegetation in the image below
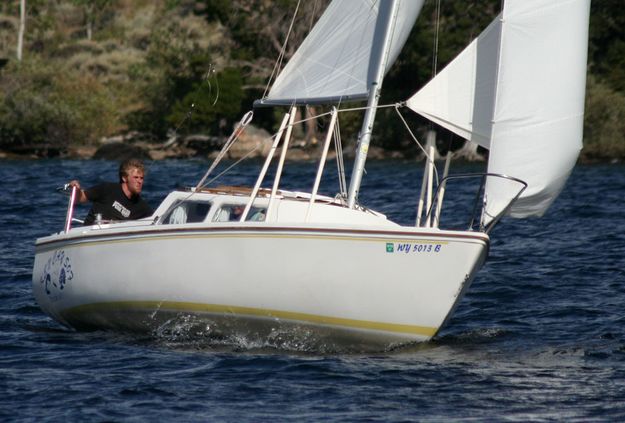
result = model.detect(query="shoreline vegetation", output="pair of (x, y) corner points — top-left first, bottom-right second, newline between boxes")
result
(1, 1), (624, 164)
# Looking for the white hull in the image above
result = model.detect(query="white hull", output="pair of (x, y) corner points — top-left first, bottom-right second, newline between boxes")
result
(30, 0), (590, 350)
(33, 212), (488, 349)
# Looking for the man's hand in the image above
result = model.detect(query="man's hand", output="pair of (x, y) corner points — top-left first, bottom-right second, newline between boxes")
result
(68, 180), (88, 203)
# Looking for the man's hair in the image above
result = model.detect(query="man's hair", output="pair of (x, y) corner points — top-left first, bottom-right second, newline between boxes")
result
(119, 158), (146, 183)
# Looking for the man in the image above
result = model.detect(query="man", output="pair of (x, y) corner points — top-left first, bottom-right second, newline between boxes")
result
(69, 158), (153, 225)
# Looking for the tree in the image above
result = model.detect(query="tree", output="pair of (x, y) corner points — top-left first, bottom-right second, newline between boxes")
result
(588, 0), (625, 93)
(167, 67), (245, 135)
(199, 0), (329, 143)
(127, 3), (233, 137)
(16, 0), (25, 61)
(71, 0), (116, 41)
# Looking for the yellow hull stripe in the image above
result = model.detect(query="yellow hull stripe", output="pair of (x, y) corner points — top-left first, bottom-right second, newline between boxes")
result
(63, 300), (439, 338)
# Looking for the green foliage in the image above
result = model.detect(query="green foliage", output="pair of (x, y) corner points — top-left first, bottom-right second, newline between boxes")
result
(200, 0), (231, 24)
(199, 0), (282, 62)
(583, 76), (625, 161)
(167, 67), (244, 134)
(0, 0), (624, 162)
(589, 0), (625, 93)
(124, 4), (228, 136)
(0, 57), (119, 150)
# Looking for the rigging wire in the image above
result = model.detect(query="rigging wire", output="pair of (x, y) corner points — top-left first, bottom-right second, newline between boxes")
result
(333, 116), (347, 198)
(425, 0), (443, 187)
(309, 0), (321, 32)
(394, 103), (439, 184)
(432, 0), (442, 78)
(157, 111), (258, 219)
(158, 143), (264, 224)
(262, 0), (302, 99)
(421, 0), (443, 155)
(195, 111), (254, 191)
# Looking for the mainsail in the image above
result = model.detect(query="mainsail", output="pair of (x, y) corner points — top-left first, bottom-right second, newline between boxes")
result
(257, 0), (425, 106)
(407, 0), (591, 222)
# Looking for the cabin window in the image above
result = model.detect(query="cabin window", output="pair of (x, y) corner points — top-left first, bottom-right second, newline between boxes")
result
(162, 201), (212, 224)
(212, 205), (266, 222)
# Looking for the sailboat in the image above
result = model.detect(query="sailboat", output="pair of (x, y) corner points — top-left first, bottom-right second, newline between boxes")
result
(32, 0), (591, 350)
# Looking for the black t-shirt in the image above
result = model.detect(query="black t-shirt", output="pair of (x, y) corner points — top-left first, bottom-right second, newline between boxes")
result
(83, 182), (153, 225)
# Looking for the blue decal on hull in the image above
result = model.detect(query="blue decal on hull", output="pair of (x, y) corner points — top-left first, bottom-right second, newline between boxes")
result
(40, 250), (73, 301)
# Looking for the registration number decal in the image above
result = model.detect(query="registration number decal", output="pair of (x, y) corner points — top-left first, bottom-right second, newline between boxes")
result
(386, 242), (442, 254)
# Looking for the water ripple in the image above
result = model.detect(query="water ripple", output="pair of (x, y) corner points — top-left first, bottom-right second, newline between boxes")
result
(2, 161), (625, 420)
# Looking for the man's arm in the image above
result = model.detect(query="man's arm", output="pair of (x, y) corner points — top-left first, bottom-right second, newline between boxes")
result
(68, 180), (89, 203)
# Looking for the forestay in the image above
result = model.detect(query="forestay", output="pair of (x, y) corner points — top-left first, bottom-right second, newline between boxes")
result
(407, 0), (591, 223)
(258, 0), (425, 106)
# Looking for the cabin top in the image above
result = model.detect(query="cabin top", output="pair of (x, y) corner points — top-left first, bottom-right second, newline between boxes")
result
(151, 186), (393, 227)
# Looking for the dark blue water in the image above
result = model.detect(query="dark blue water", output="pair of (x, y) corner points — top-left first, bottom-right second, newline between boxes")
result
(2, 159), (625, 421)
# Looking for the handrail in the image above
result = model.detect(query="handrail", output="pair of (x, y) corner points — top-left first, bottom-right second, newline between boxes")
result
(267, 107), (296, 222)
(306, 107), (338, 222)
(64, 185), (78, 233)
(424, 173), (528, 234)
(241, 112), (291, 221)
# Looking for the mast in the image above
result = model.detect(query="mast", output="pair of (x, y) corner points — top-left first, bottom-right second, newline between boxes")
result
(347, 0), (400, 208)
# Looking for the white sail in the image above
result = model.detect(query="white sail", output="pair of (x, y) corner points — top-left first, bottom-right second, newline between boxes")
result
(258, 0), (425, 106)
(406, 15), (502, 149)
(407, 0), (590, 222)
(485, 0), (590, 220)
